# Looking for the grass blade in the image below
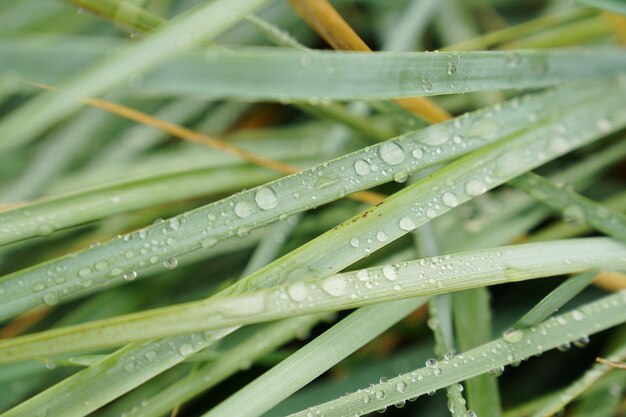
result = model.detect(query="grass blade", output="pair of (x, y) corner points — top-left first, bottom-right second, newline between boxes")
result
(514, 271), (598, 329)
(286, 290), (626, 416)
(1, 238), (624, 362)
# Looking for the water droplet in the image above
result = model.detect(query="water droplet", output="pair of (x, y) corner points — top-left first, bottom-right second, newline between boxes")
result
(447, 62), (457, 75)
(571, 310), (584, 321)
(375, 390), (385, 399)
(356, 270), (369, 281)
(412, 148), (424, 159)
(287, 283), (308, 302)
(465, 180), (487, 197)
(393, 172), (408, 183)
(363, 395), (371, 404)
(434, 367), (443, 376)
(354, 160), (371, 176)
(178, 343), (194, 356)
(123, 271), (138, 281)
(379, 142), (405, 165)
(422, 78), (433, 92)
(441, 191), (459, 208)
(78, 267), (92, 277)
(376, 231), (387, 242)
(382, 265), (398, 281)
(163, 258), (178, 270)
(426, 358), (438, 368)
(596, 117), (612, 133)
(573, 335), (590, 348)
(124, 362), (135, 372)
(350, 237), (360, 248)
(255, 187), (278, 210)
(321, 276), (347, 296)
(502, 328), (523, 344)
(399, 216), (416, 231)
(234, 201), (253, 218)
(396, 381), (407, 392)
(506, 52), (522, 67)
(42, 293), (59, 305)
(489, 366), (504, 377)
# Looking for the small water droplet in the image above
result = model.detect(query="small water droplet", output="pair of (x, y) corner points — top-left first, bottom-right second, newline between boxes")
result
(321, 276), (347, 297)
(350, 237), (360, 248)
(163, 258), (178, 270)
(465, 180), (487, 197)
(396, 381), (407, 392)
(123, 271), (138, 281)
(376, 231), (387, 242)
(375, 390), (385, 399)
(178, 343), (194, 356)
(42, 293), (59, 305)
(447, 62), (457, 75)
(441, 191), (459, 208)
(382, 265), (398, 281)
(426, 358), (438, 368)
(354, 160), (371, 176)
(502, 328), (523, 344)
(412, 148), (424, 159)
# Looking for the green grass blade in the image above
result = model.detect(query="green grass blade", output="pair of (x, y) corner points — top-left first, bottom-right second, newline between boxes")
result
(578, 0), (626, 15)
(203, 299), (426, 417)
(5, 38), (626, 100)
(510, 172), (626, 242)
(514, 271), (598, 329)
(1, 79), (603, 319)
(6, 76), (625, 416)
(0, 0), (272, 152)
(531, 341), (626, 417)
(1, 238), (624, 362)
(286, 290), (626, 417)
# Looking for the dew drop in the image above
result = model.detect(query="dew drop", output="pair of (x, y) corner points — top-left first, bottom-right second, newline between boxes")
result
(447, 62), (457, 75)
(376, 231), (387, 242)
(399, 216), (416, 231)
(412, 148), (424, 159)
(255, 187), (278, 210)
(573, 335), (590, 348)
(234, 201), (253, 218)
(465, 180), (487, 197)
(350, 237), (360, 248)
(502, 328), (523, 344)
(382, 265), (398, 281)
(441, 191), (459, 208)
(123, 271), (138, 281)
(396, 381), (407, 393)
(363, 395), (371, 404)
(375, 391), (385, 399)
(178, 343), (194, 356)
(356, 270), (369, 281)
(42, 293), (59, 306)
(287, 283), (309, 302)
(163, 257), (178, 270)
(426, 358), (438, 368)
(379, 142), (405, 165)
(354, 159), (371, 176)
(321, 276), (347, 297)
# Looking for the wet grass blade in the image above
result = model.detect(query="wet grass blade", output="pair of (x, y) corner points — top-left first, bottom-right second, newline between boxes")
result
(514, 271), (598, 329)
(285, 291), (626, 417)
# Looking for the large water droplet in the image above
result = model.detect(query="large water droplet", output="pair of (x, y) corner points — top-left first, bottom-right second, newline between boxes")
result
(255, 187), (278, 210)
(42, 293), (59, 306)
(379, 142), (405, 165)
(382, 265), (398, 281)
